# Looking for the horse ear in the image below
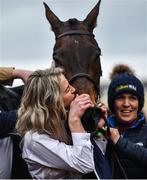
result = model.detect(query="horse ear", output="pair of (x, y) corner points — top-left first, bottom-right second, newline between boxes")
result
(83, 0), (101, 32)
(43, 2), (62, 36)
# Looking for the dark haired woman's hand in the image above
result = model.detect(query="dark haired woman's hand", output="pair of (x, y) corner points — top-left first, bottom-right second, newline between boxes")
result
(109, 128), (120, 144)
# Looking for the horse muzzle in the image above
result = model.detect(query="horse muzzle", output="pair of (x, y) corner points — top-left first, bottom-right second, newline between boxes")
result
(81, 107), (103, 133)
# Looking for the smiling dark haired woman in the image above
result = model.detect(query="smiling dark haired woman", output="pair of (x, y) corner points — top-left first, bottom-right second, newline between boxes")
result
(106, 64), (147, 179)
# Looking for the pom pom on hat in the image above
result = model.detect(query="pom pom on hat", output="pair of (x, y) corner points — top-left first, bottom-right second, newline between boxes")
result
(108, 64), (144, 113)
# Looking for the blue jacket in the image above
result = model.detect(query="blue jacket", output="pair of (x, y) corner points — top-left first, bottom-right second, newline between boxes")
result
(106, 113), (147, 179)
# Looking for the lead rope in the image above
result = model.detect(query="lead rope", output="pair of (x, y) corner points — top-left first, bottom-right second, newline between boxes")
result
(95, 97), (128, 179)
(106, 126), (128, 179)
(110, 145), (128, 179)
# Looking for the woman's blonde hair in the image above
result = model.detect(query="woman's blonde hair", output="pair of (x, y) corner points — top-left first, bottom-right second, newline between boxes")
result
(16, 67), (69, 144)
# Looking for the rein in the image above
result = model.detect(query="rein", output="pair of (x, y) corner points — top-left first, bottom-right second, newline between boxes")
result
(56, 30), (94, 39)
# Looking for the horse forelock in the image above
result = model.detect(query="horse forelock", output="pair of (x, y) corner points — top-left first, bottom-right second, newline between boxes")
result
(68, 18), (78, 26)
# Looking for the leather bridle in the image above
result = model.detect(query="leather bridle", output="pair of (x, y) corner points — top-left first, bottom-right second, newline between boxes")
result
(56, 30), (95, 39)
(69, 73), (99, 93)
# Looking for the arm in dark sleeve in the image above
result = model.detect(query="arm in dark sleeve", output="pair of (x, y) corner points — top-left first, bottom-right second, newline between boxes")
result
(114, 137), (147, 166)
(0, 110), (17, 139)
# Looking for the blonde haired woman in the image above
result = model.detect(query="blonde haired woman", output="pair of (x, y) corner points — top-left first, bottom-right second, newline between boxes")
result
(16, 67), (99, 179)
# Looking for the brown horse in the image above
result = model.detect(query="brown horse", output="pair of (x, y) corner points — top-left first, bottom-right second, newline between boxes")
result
(44, 1), (102, 132)
(44, 0), (102, 104)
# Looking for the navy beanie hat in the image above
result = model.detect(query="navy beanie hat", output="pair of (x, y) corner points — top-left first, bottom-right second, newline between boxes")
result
(108, 73), (144, 113)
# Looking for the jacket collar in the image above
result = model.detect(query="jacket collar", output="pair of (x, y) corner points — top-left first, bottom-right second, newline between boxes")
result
(107, 112), (145, 129)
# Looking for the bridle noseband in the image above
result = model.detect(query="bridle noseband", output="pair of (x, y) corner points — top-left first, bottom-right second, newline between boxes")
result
(69, 73), (99, 94)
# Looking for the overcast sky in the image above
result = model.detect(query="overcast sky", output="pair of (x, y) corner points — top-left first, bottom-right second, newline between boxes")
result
(0, 0), (147, 85)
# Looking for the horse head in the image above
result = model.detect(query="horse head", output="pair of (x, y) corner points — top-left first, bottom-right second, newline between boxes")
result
(44, 1), (103, 132)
